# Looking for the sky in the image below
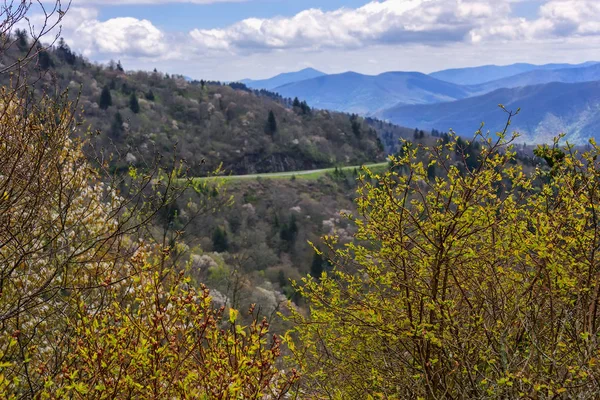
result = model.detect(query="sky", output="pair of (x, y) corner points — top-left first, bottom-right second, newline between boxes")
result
(27, 0), (600, 81)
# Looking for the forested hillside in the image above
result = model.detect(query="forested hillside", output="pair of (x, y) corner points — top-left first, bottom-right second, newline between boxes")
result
(1, 38), (388, 176)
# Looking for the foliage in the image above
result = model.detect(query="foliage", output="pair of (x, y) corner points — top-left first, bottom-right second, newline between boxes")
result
(39, 250), (298, 399)
(0, 9), (297, 397)
(288, 115), (600, 399)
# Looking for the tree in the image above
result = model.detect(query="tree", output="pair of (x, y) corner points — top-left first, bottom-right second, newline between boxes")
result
(289, 119), (600, 398)
(310, 251), (324, 279)
(99, 85), (112, 109)
(349, 114), (362, 138)
(279, 214), (298, 249)
(110, 111), (124, 139)
(41, 257), (299, 399)
(145, 89), (155, 101)
(129, 91), (140, 113)
(266, 110), (277, 135)
(212, 226), (229, 252)
(0, 5), (298, 396)
(37, 49), (53, 70)
(15, 29), (28, 50)
(300, 100), (311, 115)
(116, 59), (124, 72)
(56, 38), (76, 65)
(57, 38), (74, 63)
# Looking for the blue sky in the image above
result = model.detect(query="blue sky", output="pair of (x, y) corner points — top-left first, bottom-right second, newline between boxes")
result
(98, 1), (372, 31)
(43, 0), (599, 81)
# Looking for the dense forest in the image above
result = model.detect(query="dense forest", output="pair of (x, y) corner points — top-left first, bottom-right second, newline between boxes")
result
(3, 3), (600, 399)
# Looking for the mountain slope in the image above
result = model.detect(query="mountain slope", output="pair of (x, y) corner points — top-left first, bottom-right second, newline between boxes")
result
(240, 68), (326, 90)
(470, 63), (600, 93)
(0, 44), (392, 175)
(379, 81), (600, 144)
(430, 62), (598, 85)
(273, 71), (472, 115)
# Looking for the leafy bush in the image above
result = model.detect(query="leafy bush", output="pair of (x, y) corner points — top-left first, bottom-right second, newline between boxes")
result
(289, 119), (600, 398)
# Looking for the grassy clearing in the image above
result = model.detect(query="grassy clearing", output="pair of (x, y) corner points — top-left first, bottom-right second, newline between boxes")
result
(193, 162), (390, 183)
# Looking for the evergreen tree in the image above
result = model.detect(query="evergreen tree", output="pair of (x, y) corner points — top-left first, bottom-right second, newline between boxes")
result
(56, 38), (76, 65)
(38, 50), (53, 70)
(293, 97), (301, 108)
(427, 163), (436, 181)
(116, 60), (124, 72)
(310, 251), (324, 279)
(15, 29), (28, 50)
(212, 227), (229, 253)
(300, 101), (311, 115)
(110, 112), (124, 140)
(99, 86), (112, 110)
(279, 214), (298, 251)
(350, 114), (361, 138)
(278, 270), (287, 289)
(129, 92), (140, 114)
(266, 110), (277, 135)
(145, 90), (155, 101)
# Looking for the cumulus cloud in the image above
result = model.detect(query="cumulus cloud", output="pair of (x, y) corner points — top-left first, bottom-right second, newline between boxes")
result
(73, 17), (168, 57)
(189, 0), (511, 52)
(188, 0), (600, 53)
(471, 0), (600, 42)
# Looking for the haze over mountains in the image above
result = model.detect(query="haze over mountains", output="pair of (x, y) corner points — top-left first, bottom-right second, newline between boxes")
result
(241, 68), (326, 91)
(240, 61), (600, 144)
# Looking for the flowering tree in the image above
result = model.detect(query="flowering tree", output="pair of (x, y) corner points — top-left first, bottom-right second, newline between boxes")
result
(0, 3), (297, 398)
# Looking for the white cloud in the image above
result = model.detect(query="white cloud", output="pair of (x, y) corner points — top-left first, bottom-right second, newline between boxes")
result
(187, 0), (600, 53)
(188, 0), (512, 52)
(66, 14), (169, 58)
(471, 0), (600, 42)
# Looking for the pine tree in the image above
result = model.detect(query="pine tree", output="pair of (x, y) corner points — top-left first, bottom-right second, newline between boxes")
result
(129, 92), (140, 114)
(212, 227), (229, 253)
(116, 60), (124, 72)
(266, 110), (277, 135)
(56, 38), (76, 65)
(38, 50), (53, 70)
(145, 90), (155, 101)
(99, 86), (112, 110)
(110, 112), (124, 139)
(311, 251), (324, 279)
(15, 29), (28, 50)
(300, 101), (311, 115)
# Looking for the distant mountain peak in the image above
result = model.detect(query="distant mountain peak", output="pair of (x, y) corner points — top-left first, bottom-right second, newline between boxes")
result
(241, 68), (327, 90)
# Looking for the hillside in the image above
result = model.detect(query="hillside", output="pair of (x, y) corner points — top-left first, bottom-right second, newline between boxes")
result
(273, 71), (472, 115)
(379, 81), (600, 144)
(241, 67), (326, 90)
(471, 63), (600, 93)
(429, 61), (598, 85)
(5, 44), (392, 176)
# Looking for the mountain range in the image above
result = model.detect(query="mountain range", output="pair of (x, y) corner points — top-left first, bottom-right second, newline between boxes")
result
(241, 68), (326, 90)
(240, 61), (600, 144)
